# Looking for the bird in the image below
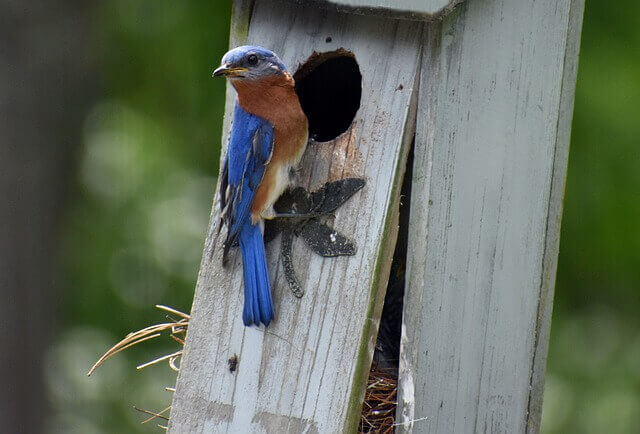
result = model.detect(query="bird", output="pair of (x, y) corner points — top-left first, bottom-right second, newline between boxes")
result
(212, 46), (308, 327)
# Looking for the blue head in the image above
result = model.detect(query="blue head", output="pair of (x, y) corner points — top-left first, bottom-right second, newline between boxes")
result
(213, 46), (288, 81)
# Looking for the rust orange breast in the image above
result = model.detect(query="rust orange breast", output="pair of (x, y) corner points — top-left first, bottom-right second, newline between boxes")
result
(233, 73), (308, 219)
(234, 73), (308, 163)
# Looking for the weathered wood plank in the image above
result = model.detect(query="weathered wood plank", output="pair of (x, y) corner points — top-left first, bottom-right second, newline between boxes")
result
(168, 1), (422, 432)
(288, 0), (465, 21)
(397, 0), (584, 432)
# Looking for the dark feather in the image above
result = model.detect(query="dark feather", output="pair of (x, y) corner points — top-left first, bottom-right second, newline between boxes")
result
(213, 105), (274, 266)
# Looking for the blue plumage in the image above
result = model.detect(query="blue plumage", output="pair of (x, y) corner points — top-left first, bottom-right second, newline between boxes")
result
(239, 223), (273, 326)
(213, 45), (308, 328)
(221, 104), (275, 326)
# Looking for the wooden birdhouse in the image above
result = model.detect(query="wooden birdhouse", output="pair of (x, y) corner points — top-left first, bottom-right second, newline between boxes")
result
(169, 0), (584, 432)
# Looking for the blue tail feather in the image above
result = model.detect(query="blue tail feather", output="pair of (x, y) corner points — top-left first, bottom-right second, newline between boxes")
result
(239, 222), (274, 326)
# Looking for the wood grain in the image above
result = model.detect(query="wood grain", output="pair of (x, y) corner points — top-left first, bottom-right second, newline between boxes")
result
(169, 1), (422, 432)
(397, 0), (584, 432)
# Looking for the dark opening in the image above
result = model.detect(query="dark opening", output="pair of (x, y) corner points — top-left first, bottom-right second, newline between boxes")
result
(360, 142), (413, 432)
(373, 141), (413, 373)
(293, 50), (361, 142)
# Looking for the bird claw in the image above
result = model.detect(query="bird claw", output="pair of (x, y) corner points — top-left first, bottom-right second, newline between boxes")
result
(264, 177), (366, 296)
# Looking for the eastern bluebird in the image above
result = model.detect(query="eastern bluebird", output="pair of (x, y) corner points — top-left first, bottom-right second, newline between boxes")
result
(213, 46), (308, 327)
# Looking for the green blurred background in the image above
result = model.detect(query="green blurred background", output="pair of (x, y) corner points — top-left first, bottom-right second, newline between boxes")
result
(13, 1), (638, 433)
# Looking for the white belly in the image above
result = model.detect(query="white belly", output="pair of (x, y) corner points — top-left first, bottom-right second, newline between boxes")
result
(262, 132), (308, 218)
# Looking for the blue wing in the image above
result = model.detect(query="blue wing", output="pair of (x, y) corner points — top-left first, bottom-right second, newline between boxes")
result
(219, 103), (274, 263)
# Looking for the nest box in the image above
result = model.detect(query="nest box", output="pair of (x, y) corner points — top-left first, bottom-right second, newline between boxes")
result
(170, 0), (584, 432)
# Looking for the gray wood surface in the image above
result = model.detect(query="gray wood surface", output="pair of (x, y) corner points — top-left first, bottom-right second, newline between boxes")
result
(168, 0), (422, 432)
(293, 0), (465, 21)
(397, 0), (584, 432)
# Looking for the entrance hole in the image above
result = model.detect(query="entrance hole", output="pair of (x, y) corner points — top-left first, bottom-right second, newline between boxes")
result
(293, 49), (362, 142)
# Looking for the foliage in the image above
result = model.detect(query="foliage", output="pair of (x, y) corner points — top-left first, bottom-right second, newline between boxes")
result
(49, 2), (230, 433)
(542, 3), (640, 433)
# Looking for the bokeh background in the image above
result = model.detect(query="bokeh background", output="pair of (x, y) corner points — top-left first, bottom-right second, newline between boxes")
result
(3, 1), (639, 433)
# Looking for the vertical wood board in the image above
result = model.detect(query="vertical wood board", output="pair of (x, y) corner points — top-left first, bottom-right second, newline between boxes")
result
(169, 1), (422, 432)
(397, 0), (584, 432)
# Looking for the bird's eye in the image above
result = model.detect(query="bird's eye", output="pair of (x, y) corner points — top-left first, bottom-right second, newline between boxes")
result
(247, 54), (258, 66)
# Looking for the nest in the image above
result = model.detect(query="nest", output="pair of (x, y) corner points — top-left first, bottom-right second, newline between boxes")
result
(89, 306), (398, 431)
(359, 364), (398, 433)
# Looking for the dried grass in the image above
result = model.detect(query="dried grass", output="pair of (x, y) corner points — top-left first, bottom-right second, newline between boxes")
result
(87, 305), (188, 377)
(87, 305), (189, 428)
(359, 363), (398, 433)
(89, 305), (398, 430)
